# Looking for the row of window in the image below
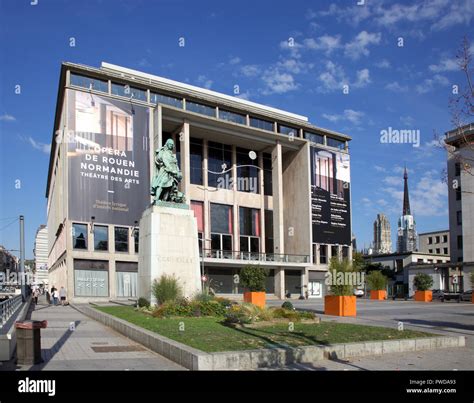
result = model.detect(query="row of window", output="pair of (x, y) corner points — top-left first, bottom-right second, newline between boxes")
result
(70, 72), (347, 151)
(313, 244), (350, 264)
(428, 247), (449, 255)
(417, 258), (446, 264)
(427, 234), (448, 244)
(72, 223), (139, 253)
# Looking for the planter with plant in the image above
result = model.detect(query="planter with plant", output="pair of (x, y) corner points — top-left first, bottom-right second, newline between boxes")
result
(367, 271), (388, 300)
(413, 273), (434, 302)
(240, 265), (268, 308)
(324, 258), (357, 316)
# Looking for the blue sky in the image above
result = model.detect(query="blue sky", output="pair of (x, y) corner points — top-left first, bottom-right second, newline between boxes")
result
(0, 0), (473, 258)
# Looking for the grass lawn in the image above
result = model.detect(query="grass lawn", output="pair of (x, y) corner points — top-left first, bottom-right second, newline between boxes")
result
(96, 306), (433, 353)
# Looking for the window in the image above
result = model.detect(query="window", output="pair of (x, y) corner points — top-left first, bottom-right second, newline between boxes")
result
(278, 124), (298, 137)
(442, 235), (448, 243)
(435, 236), (440, 243)
(429, 249), (433, 253)
(456, 187), (462, 201)
(263, 153), (273, 196)
(436, 248), (440, 254)
(74, 259), (109, 297)
(457, 235), (463, 250)
(236, 147), (259, 193)
(191, 201), (204, 251)
(320, 245), (328, 264)
(70, 73), (108, 93)
(239, 207), (260, 255)
(210, 203), (233, 253)
(115, 262), (138, 298)
(250, 117), (273, 131)
(342, 246), (349, 259)
(134, 229), (139, 253)
(94, 225), (108, 251)
(114, 227), (129, 253)
(219, 109), (246, 125)
(457, 211), (462, 225)
(265, 210), (273, 254)
(72, 223), (88, 250)
(304, 131), (324, 145)
(190, 138), (203, 185)
(428, 237), (433, 244)
(331, 245), (339, 260)
(417, 259), (424, 263)
(455, 162), (461, 176)
(443, 247), (448, 255)
(326, 137), (346, 150)
(207, 141), (232, 188)
(150, 92), (183, 108)
(186, 101), (216, 117)
(111, 83), (147, 101)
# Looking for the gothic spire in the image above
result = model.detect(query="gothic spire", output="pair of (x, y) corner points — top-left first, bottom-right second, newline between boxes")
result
(403, 166), (411, 216)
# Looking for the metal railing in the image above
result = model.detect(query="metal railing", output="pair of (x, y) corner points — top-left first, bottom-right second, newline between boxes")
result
(0, 294), (23, 329)
(201, 249), (310, 264)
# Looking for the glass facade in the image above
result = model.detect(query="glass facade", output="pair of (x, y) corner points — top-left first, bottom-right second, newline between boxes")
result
(211, 203), (233, 252)
(278, 124), (298, 137)
(304, 131), (324, 145)
(265, 210), (274, 253)
(236, 147), (259, 193)
(114, 227), (129, 252)
(70, 73), (108, 93)
(150, 92), (183, 108)
(73, 259), (109, 297)
(263, 153), (273, 196)
(186, 101), (216, 117)
(326, 137), (346, 150)
(190, 138), (203, 185)
(94, 225), (108, 251)
(72, 223), (88, 250)
(219, 109), (246, 125)
(111, 83), (147, 101)
(239, 207), (260, 255)
(134, 229), (139, 253)
(208, 141), (232, 188)
(250, 117), (274, 131)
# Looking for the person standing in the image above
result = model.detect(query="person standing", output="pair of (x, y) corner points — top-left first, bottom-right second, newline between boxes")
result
(59, 286), (67, 306)
(33, 288), (39, 304)
(52, 288), (59, 306)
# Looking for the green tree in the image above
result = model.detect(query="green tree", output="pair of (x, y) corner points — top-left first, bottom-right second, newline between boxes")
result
(413, 273), (434, 291)
(240, 265), (268, 292)
(366, 271), (388, 291)
(328, 258), (356, 296)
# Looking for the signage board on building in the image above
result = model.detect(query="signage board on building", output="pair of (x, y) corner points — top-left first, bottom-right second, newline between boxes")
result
(310, 146), (351, 245)
(66, 89), (150, 226)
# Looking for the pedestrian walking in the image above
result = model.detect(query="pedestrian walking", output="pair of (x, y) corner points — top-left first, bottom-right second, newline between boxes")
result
(59, 286), (67, 306)
(52, 288), (59, 306)
(33, 288), (40, 304)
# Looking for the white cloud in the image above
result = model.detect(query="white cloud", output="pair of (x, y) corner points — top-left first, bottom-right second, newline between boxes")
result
(196, 75), (213, 89)
(261, 68), (298, 95)
(240, 65), (260, 77)
(304, 35), (342, 55)
(229, 57), (241, 65)
(429, 58), (458, 73)
(353, 68), (371, 88)
(28, 137), (50, 154)
(383, 176), (401, 186)
(322, 109), (365, 125)
(276, 58), (312, 74)
(279, 39), (304, 59)
(415, 74), (449, 94)
(317, 61), (349, 92)
(385, 81), (409, 93)
(344, 31), (381, 60)
(374, 165), (387, 172)
(375, 59), (391, 68)
(400, 115), (415, 125)
(0, 114), (16, 121)
(431, 0), (474, 30)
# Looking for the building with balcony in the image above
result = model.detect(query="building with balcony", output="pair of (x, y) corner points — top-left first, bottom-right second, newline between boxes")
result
(46, 62), (352, 302)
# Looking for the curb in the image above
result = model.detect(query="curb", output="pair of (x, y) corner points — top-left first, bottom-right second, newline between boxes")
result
(74, 304), (466, 370)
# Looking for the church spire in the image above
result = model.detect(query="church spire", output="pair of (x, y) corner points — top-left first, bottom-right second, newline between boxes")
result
(403, 166), (411, 216)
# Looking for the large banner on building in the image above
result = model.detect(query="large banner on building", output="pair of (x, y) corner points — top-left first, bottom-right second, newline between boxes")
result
(310, 146), (351, 245)
(66, 89), (150, 226)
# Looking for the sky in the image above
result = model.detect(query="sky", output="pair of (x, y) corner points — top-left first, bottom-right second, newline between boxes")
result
(0, 0), (473, 259)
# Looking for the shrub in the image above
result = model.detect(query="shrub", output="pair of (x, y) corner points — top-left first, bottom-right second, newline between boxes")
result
(193, 300), (227, 317)
(240, 265), (268, 292)
(214, 297), (234, 309)
(152, 299), (192, 318)
(413, 273), (434, 291)
(224, 303), (272, 324)
(193, 292), (214, 303)
(327, 257), (358, 296)
(138, 297), (150, 308)
(366, 271), (388, 291)
(152, 274), (182, 305)
(281, 301), (294, 310)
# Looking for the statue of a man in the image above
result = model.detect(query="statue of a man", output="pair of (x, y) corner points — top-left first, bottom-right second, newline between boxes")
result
(150, 139), (185, 204)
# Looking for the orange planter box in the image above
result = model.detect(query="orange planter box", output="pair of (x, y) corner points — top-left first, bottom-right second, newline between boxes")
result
(324, 295), (356, 316)
(243, 291), (266, 308)
(370, 290), (387, 300)
(415, 290), (432, 302)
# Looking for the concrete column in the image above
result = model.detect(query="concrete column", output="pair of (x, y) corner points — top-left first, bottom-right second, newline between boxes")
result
(315, 244), (320, 265)
(275, 267), (285, 299)
(327, 244), (332, 262)
(203, 139), (211, 252)
(258, 152), (265, 253)
(109, 259), (116, 299)
(272, 142), (284, 255)
(180, 121), (191, 203)
(232, 145), (239, 253)
(301, 268), (307, 298)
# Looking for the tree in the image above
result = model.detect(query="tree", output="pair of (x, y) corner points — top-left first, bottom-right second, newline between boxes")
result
(240, 265), (268, 292)
(366, 271), (388, 291)
(413, 273), (434, 291)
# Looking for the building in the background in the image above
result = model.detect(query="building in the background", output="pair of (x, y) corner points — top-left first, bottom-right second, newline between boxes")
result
(445, 123), (474, 292)
(373, 213), (392, 254)
(397, 167), (418, 253)
(34, 225), (49, 287)
(418, 230), (450, 256)
(45, 62), (353, 302)
(0, 246), (18, 275)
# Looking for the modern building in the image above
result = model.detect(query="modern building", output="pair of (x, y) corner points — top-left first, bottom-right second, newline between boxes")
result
(364, 251), (450, 296)
(418, 230), (450, 256)
(46, 62), (353, 302)
(445, 123), (474, 292)
(0, 246), (18, 275)
(33, 225), (49, 286)
(397, 167), (418, 253)
(373, 213), (392, 254)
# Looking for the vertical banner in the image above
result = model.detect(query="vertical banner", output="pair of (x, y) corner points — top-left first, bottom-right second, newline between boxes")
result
(310, 146), (351, 245)
(66, 89), (150, 225)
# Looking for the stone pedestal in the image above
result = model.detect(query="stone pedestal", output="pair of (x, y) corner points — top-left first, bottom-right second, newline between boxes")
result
(138, 205), (201, 303)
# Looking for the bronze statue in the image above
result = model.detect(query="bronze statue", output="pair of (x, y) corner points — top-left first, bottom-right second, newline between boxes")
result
(150, 139), (185, 204)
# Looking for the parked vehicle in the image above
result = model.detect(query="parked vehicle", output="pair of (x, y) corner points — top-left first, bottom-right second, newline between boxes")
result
(432, 289), (444, 300)
(460, 290), (472, 302)
(432, 289), (461, 302)
(353, 288), (365, 297)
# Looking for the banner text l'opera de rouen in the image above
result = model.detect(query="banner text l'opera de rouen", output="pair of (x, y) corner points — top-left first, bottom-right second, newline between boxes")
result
(66, 89), (150, 226)
(310, 145), (351, 245)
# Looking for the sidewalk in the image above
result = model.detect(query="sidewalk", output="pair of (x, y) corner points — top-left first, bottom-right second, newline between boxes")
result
(1, 296), (184, 371)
